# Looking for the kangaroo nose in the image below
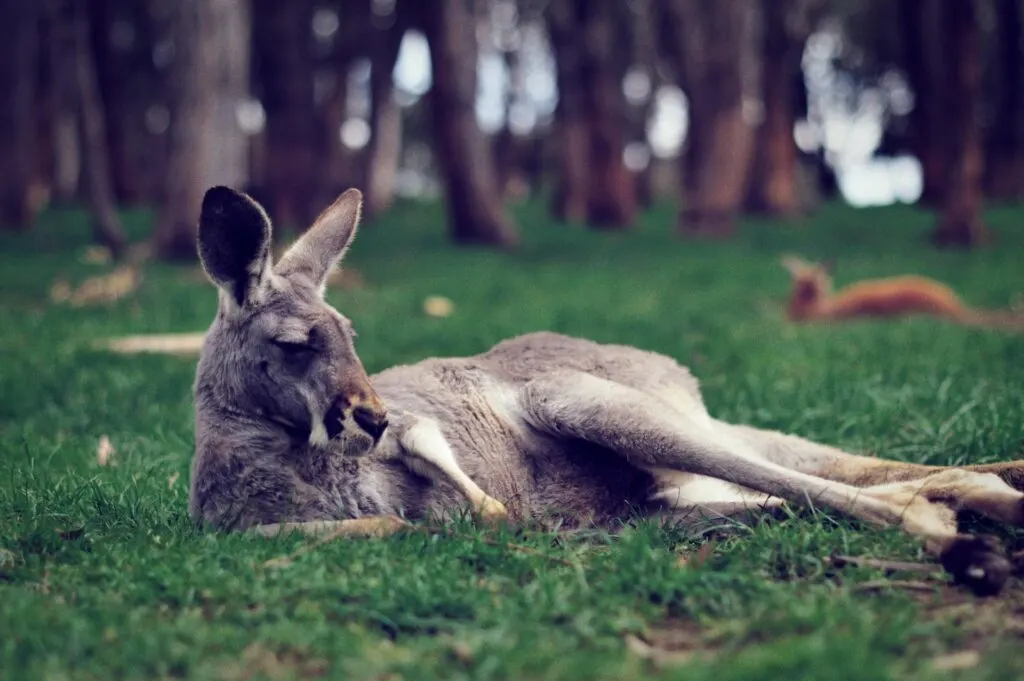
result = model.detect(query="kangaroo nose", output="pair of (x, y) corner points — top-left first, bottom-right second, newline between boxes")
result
(352, 405), (388, 441)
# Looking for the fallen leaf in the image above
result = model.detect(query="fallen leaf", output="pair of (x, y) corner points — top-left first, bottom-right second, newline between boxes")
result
(167, 472), (180, 489)
(49, 279), (72, 303)
(61, 265), (141, 307)
(80, 246), (113, 266)
(931, 650), (980, 671)
(97, 435), (115, 466)
(423, 295), (454, 318)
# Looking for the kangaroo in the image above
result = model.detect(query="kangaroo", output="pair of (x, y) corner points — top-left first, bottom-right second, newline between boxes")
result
(781, 255), (1024, 331)
(191, 186), (1024, 596)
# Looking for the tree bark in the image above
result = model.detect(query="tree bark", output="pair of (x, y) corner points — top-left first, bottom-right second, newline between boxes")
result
(663, 0), (759, 237)
(66, 1), (128, 259)
(932, 1), (989, 248)
(364, 17), (406, 217)
(420, 0), (518, 247)
(984, 0), (1024, 201)
(547, 0), (589, 223)
(252, 0), (317, 231)
(578, 0), (635, 229)
(151, 0), (251, 260)
(0, 3), (41, 229)
(898, 0), (945, 206)
(627, 0), (658, 210)
(744, 0), (821, 217)
(39, 2), (80, 205)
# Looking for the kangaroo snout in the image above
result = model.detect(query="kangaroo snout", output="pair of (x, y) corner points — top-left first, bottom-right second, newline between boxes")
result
(352, 404), (389, 441)
(324, 392), (388, 444)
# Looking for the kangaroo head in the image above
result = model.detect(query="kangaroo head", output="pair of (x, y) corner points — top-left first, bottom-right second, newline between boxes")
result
(780, 255), (834, 318)
(194, 186), (388, 457)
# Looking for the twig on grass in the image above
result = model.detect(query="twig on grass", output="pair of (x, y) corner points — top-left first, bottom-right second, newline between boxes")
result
(828, 554), (942, 574)
(853, 579), (939, 593)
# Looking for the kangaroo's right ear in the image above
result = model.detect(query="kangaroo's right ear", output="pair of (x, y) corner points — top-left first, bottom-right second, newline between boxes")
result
(197, 186), (273, 312)
(780, 255), (809, 277)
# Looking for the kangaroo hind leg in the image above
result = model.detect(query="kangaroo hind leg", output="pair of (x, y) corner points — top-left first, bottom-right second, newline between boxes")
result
(519, 370), (1014, 595)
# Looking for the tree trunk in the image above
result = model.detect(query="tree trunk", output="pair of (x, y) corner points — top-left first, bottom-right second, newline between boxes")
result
(579, 0), (635, 229)
(664, 0), (759, 237)
(0, 3), (41, 229)
(744, 0), (821, 217)
(547, 0), (589, 223)
(420, 0), (518, 248)
(87, 0), (131, 204)
(39, 2), (80, 205)
(898, 0), (945, 206)
(364, 18), (406, 217)
(984, 0), (1024, 201)
(204, 0), (250, 192)
(627, 0), (658, 210)
(66, 1), (128, 259)
(932, 1), (989, 248)
(151, 0), (251, 260)
(252, 0), (317, 231)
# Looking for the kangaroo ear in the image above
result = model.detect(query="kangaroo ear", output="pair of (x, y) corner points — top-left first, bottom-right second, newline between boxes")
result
(275, 188), (362, 295)
(197, 186), (274, 311)
(780, 255), (809, 277)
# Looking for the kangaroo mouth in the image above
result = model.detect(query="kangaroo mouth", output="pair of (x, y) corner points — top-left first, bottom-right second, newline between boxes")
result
(324, 398), (346, 440)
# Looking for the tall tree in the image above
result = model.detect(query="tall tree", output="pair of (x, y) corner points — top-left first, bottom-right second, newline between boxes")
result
(984, 0), (1024, 201)
(0, 4), (41, 229)
(546, 0), (589, 223)
(363, 11), (406, 217)
(547, 0), (635, 228)
(660, 0), (759, 236)
(626, 0), (659, 210)
(744, 0), (822, 217)
(419, 0), (518, 247)
(578, 0), (636, 228)
(252, 0), (317, 231)
(932, 0), (989, 248)
(898, 0), (945, 206)
(58, 0), (128, 258)
(151, 0), (251, 260)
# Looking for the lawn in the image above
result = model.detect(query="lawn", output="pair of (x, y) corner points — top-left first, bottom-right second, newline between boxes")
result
(2, 198), (1023, 680)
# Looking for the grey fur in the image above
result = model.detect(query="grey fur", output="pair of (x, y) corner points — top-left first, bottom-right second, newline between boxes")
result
(191, 187), (1024, 597)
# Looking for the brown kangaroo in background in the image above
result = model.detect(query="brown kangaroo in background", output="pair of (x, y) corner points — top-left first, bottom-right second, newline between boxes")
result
(781, 256), (1024, 331)
(187, 187), (1024, 596)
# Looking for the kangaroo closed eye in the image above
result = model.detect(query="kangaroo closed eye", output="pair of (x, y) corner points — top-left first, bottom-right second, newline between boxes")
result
(272, 339), (315, 354)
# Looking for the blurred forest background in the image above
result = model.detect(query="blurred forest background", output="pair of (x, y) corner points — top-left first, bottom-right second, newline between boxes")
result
(0, 0), (1022, 262)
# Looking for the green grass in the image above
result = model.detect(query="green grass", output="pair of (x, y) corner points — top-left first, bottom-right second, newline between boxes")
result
(2, 198), (1024, 680)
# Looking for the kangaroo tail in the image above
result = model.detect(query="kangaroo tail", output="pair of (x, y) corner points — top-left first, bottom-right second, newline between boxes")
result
(956, 308), (1024, 332)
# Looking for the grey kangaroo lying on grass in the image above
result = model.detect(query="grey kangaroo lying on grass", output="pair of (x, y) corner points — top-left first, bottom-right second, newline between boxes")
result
(190, 186), (1024, 596)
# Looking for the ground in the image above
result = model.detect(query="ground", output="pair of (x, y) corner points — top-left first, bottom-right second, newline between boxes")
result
(1, 199), (1023, 680)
